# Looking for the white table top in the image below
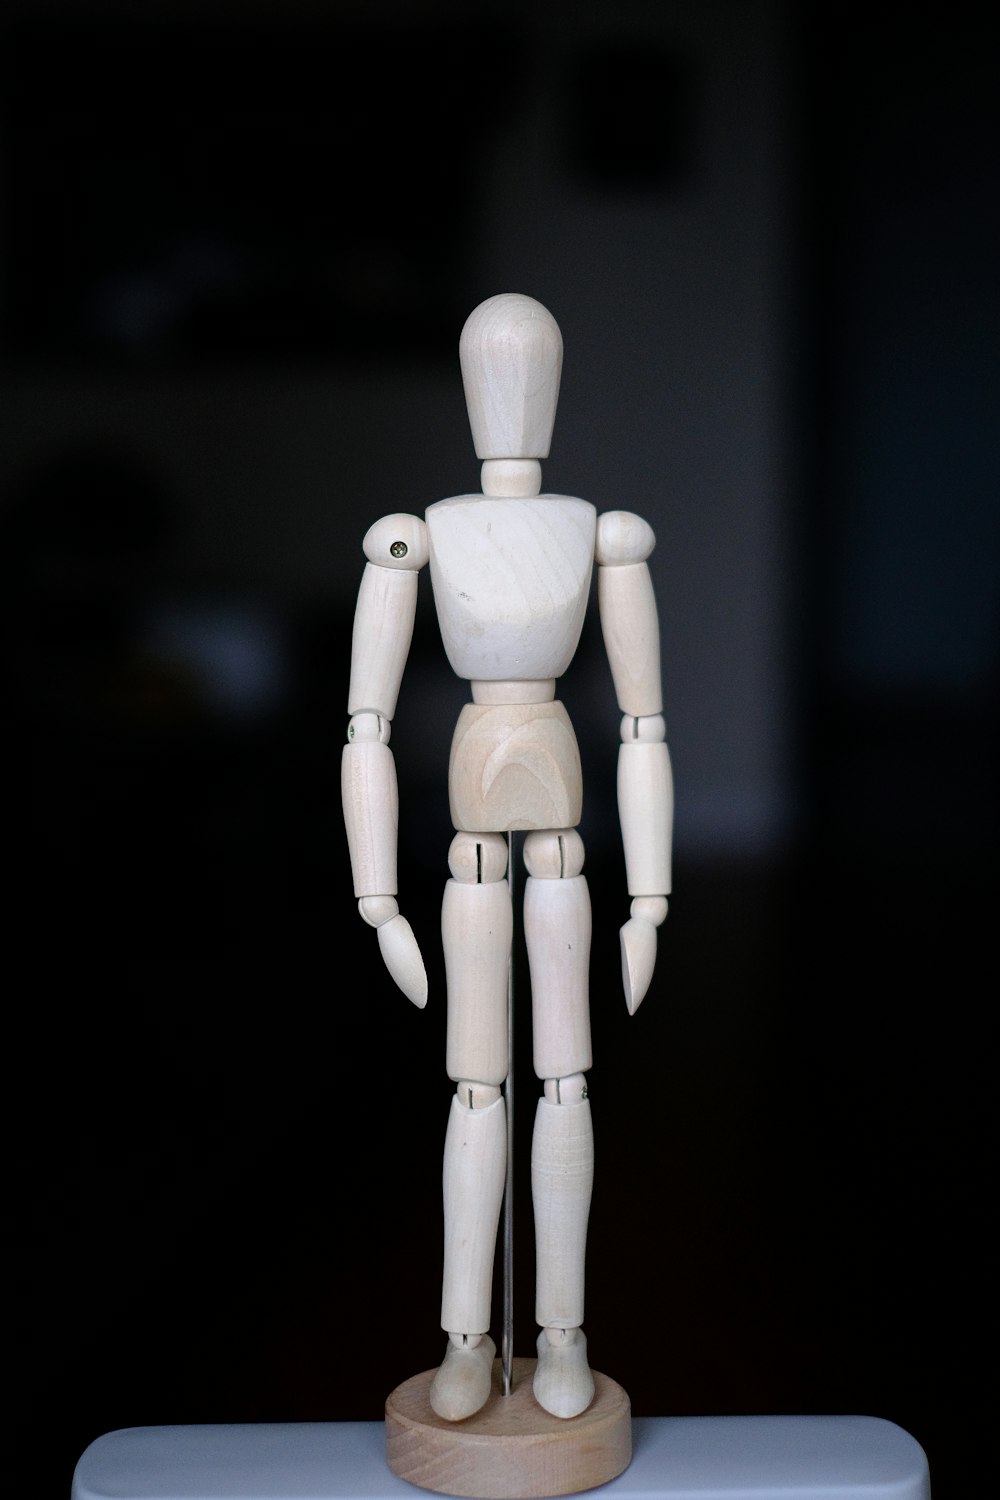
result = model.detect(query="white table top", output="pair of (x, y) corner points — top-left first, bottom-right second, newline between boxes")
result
(72, 1414), (931, 1500)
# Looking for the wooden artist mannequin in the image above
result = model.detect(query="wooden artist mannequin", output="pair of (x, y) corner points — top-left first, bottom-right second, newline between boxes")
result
(343, 293), (672, 1432)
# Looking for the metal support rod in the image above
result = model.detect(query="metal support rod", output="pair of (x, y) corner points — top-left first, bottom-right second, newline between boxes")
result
(501, 830), (515, 1396)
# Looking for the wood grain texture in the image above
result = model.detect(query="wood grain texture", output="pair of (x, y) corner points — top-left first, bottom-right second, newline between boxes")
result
(524, 875), (593, 1081)
(459, 293), (563, 460)
(617, 740), (673, 896)
(441, 1094), (506, 1337)
(341, 739), (398, 897)
(443, 877), (512, 1086)
(532, 1096), (593, 1329)
(426, 495), (596, 682)
(597, 562), (662, 717)
(347, 562), (418, 719)
(376, 911), (428, 1008)
(471, 678), (555, 704)
(386, 1358), (631, 1498)
(594, 510), (655, 567)
(449, 701), (583, 833)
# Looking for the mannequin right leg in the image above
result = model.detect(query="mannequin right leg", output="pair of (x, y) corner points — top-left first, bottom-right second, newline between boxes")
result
(524, 828), (596, 1419)
(430, 832), (512, 1422)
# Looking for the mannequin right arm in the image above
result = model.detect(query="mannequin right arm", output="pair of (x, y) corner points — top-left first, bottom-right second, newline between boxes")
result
(342, 513), (429, 1007)
(596, 510), (674, 1015)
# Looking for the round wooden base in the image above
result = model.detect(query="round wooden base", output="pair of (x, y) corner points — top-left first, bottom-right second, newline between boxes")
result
(385, 1357), (631, 1498)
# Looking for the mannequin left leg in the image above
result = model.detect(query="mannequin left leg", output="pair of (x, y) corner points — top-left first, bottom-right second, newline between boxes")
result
(524, 829), (596, 1419)
(430, 831), (512, 1421)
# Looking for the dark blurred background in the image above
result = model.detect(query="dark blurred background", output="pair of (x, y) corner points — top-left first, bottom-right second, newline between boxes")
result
(3, 1), (995, 1496)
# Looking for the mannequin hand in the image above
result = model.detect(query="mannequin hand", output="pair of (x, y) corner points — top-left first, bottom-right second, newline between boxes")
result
(619, 896), (668, 1015)
(358, 896), (428, 1008)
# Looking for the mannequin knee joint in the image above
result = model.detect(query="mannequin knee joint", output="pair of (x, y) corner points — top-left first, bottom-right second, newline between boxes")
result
(456, 1080), (503, 1109)
(448, 832), (509, 884)
(524, 829), (584, 880)
(542, 1073), (588, 1105)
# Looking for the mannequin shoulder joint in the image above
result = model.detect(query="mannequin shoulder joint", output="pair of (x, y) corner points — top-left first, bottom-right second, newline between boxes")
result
(596, 510), (655, 566)
(363, 513), (429, 570)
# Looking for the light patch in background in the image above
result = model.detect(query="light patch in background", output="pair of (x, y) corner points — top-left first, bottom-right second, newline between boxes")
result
(140, 601), (290, 720)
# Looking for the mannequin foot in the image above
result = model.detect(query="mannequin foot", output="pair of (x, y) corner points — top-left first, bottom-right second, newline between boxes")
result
(429, 1333), (496, 1421)
(533, 1326), (595, 1418)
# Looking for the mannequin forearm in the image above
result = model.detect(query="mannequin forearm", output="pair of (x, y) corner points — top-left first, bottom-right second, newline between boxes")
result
(342, 720), (399, 897)
(617, 716), (673, 897)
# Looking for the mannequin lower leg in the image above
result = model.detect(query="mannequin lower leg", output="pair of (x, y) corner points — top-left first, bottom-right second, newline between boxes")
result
(430, 1082), (506, 1420)
(532, 1073), (596, 1417)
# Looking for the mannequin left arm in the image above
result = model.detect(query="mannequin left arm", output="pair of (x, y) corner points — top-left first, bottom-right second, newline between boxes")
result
(342, 512), (429, 1007)
(596, 511), (674, 1013)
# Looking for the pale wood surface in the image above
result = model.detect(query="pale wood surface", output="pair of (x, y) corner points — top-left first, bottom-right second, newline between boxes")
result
(347, 563), (418, 720)
(376, 912), (428, 1008)
(443, 878), (512, 1086)
(620, 896), (669, 1014)
(523, 827), (586, 880)
(362, 512), (429, 571)
(385, 1358), (631, 1499)
(524, 875), (593, 1080)
(459, 293), (563, 460)
(426, 496), (596, 682)
(446, 830), (510, 884)
(480, 458), (542, 496)
(440, 1095), (506, 1337)
(471, 677), (555, 704)
(534, 1328), (596, 1421)
(430, 1335), (497, 1424)
(619, 915), (657, 1015)
(448, 700), (583, 833)
(597, 562), (663, 718)
(594, 510), (656, 567)
(531, 1097), (594, 1329)
(341, 739), (399, 897)
(617, 741), (673, 896)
